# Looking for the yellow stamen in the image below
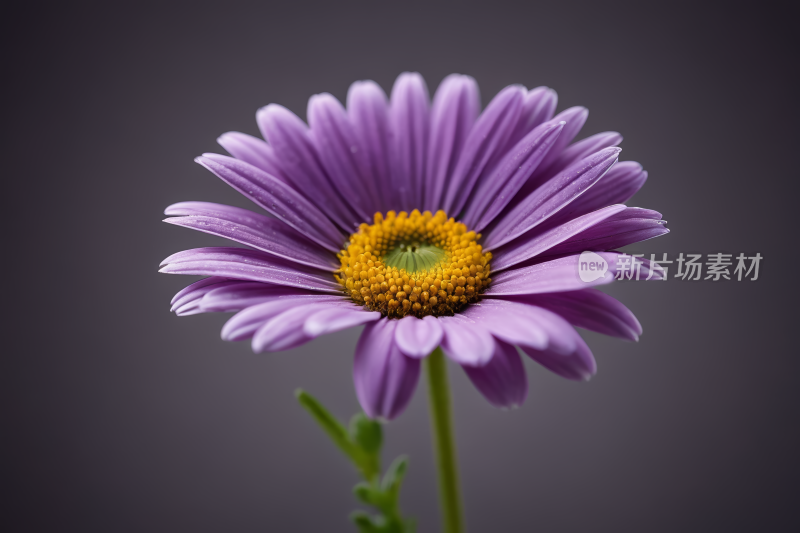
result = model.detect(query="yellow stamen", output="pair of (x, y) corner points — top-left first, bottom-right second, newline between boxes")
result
(336, 209), (492, 318)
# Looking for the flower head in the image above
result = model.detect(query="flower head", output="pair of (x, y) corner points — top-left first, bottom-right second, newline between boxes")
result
(162, 72), (668, 419)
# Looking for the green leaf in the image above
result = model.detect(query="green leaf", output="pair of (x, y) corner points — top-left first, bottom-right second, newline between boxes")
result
(350, 511), (380, 533)
(353, 482), (379, 506)
(295, 390), (415, 530)
(381, 456), (409, 494)
(295, 389), (361, 464)
(350, 413), (383, 454)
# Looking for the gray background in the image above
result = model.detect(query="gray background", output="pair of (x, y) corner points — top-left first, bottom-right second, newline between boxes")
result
(5, 1), (799, 531)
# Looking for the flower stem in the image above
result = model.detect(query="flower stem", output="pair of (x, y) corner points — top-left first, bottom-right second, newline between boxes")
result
(425, 347), (464, 533)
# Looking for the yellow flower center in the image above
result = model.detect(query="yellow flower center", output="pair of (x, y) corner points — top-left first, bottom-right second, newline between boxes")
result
(336, 210), (492, 318)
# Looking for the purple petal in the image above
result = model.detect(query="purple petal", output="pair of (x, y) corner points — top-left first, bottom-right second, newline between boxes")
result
(347, 80), (394, 212)
(200, 282), (312, 313)
(610, 207), (662, 220)
(527, 106), (589, 184)
(438, 314), (496, 367)
(444, 85), (525, 216)
(537, 131), (623, 179)
(487, 252), (664, 296)
(521, 333), (597, 381)
(170, 277), (239, 315)
(354, 320), (421, 420)
(308, 93), (377, 220)
(221, 294), (346, 341)
(390, 73), (430, 210)
(195, 154), (344, 252)
(464, 120), (565, 231)
(303, 306), (381, 337)
(463, 298), (576, 354)
(425, 74), (480, 212)
(460, 300), (547, 351)
(252, 302), (329, 352)
(550, 225), (668, 256)
(484, 147), (621, 250)
(164, 201), (338, 270)
(515, 290), (642, 341)
(394, 315), (444, 358)
(252, 300), (372, 353)
(544, 208), (669, 257)
(505, 86), (558, 149)
(159, 247), (342, 292)
(548, 161), (648, 224)
(256, 104), (360, 230)
(216, 132), (289, 183)
(491, 204), (627, 272)
(463, 340), (527, 408)
(486, 253), (616, 295)
(171, 276), (230, 306)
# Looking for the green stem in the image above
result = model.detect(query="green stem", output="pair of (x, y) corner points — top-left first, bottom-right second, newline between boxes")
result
(425, 347), (465, 533)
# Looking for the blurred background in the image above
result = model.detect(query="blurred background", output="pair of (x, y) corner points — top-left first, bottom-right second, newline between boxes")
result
(5, 1), (798, 531)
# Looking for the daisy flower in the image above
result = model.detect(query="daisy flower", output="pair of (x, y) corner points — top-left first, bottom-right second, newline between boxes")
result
(161, 72), (667, 420)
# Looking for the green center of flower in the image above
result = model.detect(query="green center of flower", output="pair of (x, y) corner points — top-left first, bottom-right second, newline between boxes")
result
(382, 243), (448, 273)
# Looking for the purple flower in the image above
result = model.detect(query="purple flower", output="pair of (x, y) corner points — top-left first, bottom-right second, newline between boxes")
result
(161, 73), (668, 419)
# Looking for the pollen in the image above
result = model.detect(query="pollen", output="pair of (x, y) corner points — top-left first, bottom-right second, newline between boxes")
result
(336, 210), (492, 318)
